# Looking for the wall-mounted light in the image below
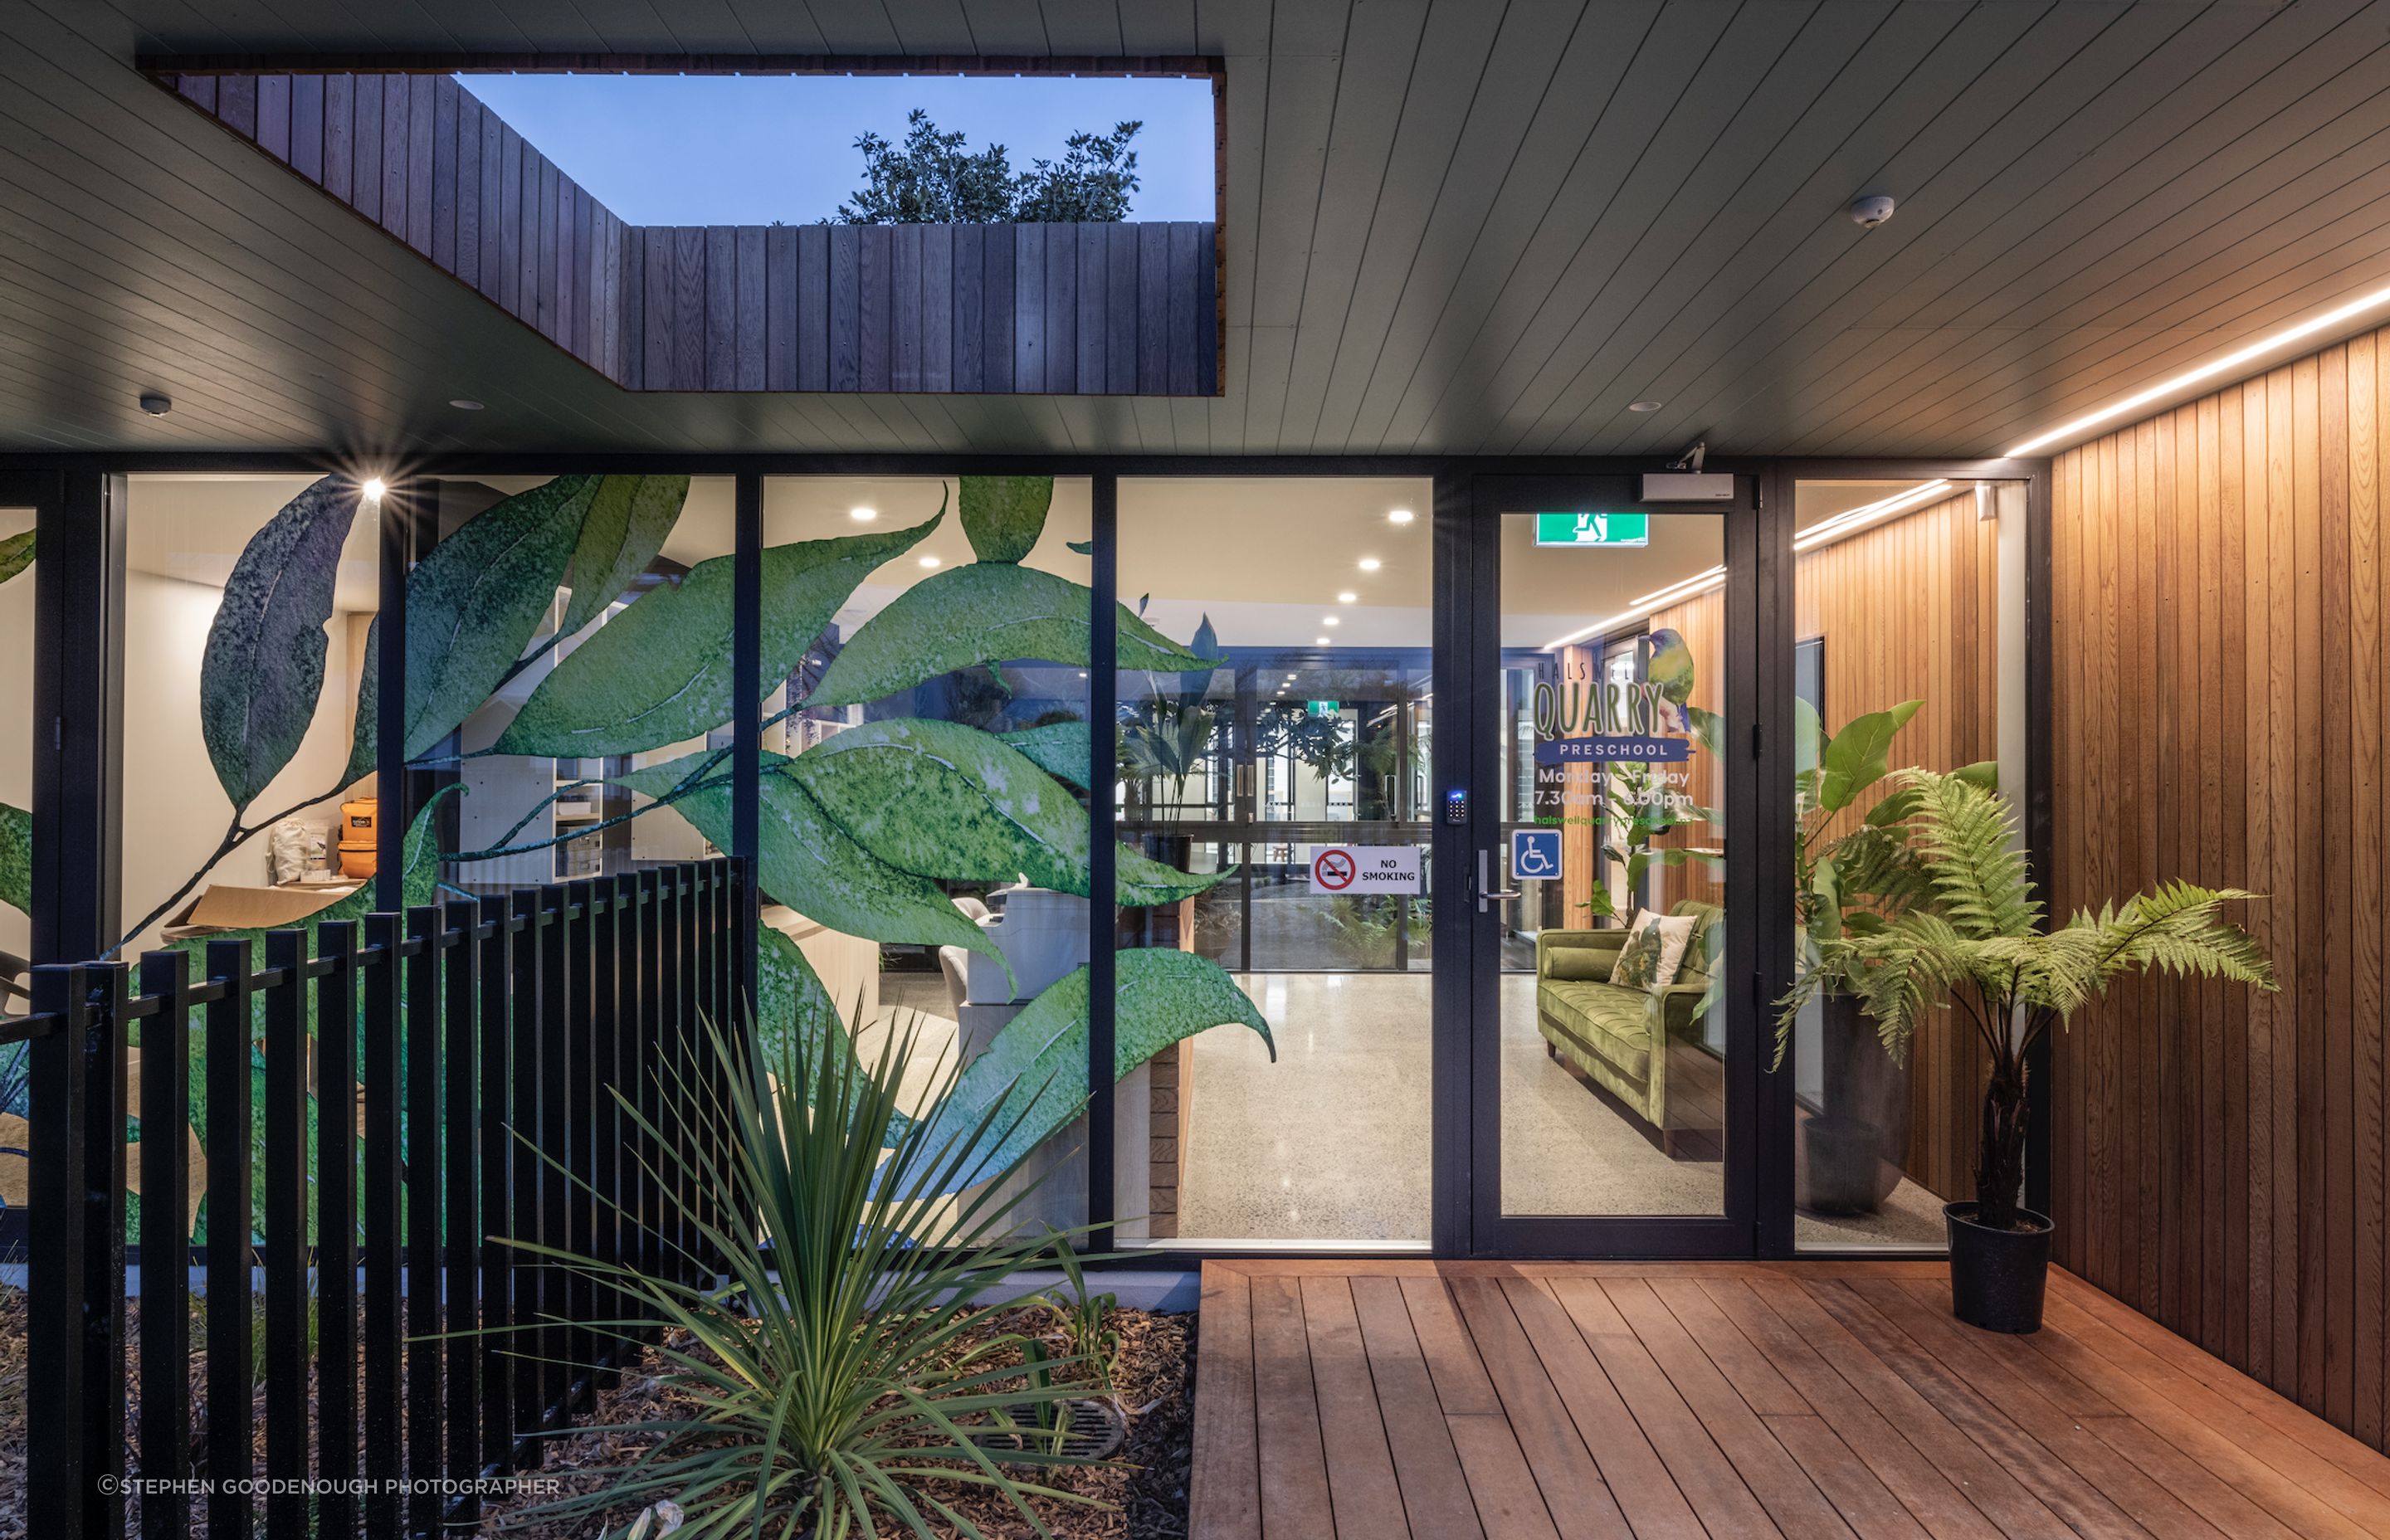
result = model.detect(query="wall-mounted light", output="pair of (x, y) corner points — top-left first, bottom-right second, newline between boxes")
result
(2005, 277), (2390, 456)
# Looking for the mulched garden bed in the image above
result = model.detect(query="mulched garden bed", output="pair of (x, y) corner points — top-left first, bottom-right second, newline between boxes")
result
(0, 1284), (1194, 1539)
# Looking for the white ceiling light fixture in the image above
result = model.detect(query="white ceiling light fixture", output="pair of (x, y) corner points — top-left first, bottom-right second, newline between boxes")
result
(1315, 636), (1331, 646)
(2006, 277), (2390, 456)
(850, 505), (878, 521)
(1337, 591), (1358, 603)
(919, 555), (941, 568)
(1388, 508), (1415, 524)
(1358, 557), (1382, 572)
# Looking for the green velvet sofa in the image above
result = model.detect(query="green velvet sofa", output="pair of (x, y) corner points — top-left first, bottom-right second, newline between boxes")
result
(1533, 899), (1723, 1156)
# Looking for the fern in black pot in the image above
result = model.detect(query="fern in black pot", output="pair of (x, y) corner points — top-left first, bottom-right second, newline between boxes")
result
(1779, 769), (2276, 1332)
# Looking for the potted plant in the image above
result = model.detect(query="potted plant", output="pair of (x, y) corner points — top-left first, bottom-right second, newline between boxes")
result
(1780, 768), (2275, 1332)
(1784, 699), (1971, 1215)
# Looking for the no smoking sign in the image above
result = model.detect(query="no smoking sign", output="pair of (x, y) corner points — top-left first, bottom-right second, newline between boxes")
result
(1307, 846), (1422, 895)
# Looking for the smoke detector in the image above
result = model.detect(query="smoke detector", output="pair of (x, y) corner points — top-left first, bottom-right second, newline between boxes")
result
(138, 391), (172, 417)
(1848, 195), (1896, 229)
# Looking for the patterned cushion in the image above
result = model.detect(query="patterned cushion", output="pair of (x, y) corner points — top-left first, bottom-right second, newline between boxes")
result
(1608, 909), (1697, 990)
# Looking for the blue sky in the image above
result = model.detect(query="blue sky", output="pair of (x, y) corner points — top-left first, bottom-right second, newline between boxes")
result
(458, 73), (1216, 225)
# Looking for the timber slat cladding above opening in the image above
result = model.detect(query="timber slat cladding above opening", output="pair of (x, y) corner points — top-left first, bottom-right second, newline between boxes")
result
(162, 70), (1222, 397)
(2052, 319), (2390, 1453)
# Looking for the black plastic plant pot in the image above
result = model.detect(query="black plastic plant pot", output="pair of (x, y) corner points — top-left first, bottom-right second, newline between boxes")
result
(1944, 1201), (2054, 1333)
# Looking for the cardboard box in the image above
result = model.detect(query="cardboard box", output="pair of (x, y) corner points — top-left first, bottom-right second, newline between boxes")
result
(161, 882), (358, 939)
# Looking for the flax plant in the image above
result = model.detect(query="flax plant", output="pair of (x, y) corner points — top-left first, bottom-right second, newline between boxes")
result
(497, 1009), (1115, 1539)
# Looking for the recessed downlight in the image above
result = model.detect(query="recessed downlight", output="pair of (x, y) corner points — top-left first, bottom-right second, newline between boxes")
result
(1358, 557), (1382, 572)
(1337, 591), (1358, 603)
(1629, 399), (1664, 412)
(1322, 616), (1340, 626)
(361, 478), (388, 501)
(919, 555), (941, 568)
(850, 505), (878, 521)
(1388, 508), (1415, 524)
(449, 397), (485, 411)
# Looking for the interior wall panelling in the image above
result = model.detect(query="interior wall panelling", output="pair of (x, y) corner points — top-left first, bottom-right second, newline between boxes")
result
(2051, 319), (2390, 1451)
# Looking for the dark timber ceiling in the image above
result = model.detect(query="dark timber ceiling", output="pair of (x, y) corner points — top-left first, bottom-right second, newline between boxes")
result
(6, 0), (2390, 458)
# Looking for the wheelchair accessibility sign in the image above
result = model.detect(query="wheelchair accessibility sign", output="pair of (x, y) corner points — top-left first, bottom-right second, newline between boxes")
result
(1511, 828), (1563, 880)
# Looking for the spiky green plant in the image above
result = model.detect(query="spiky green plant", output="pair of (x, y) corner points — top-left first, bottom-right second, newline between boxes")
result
(496, 1009), (1116, 1539)
(1778, 768), (2277, 1231)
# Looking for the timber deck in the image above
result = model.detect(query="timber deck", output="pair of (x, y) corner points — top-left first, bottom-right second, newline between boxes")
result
(1187, 1258), (2390, 1539)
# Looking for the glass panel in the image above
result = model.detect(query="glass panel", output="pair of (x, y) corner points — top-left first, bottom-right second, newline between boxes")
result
(0, 504), (32, 1215)
(1117, 476), (1434, 1246)
(1498, 508), (1728, 1216)
(760, 475), (1094, 1235)
(439, 475), (735, 893)
(1789, 480), (2028, 1250)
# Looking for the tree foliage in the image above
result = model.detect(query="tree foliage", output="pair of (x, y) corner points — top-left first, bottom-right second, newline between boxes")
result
(836, 109), (1144, 223)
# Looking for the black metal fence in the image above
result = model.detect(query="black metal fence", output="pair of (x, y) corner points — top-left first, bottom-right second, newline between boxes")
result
(4, 858), (745, 1540)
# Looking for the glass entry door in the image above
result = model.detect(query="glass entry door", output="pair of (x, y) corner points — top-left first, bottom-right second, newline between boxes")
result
(1456, 475), (1761, 1256)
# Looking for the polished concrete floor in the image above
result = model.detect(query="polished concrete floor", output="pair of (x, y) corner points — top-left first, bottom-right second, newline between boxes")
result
(877, 966), (1946, 1250)
(1174, 972), (1947, 1249)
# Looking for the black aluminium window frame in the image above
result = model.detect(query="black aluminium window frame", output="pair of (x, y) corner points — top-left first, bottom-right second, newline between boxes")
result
(4, 451), (2051, 1264)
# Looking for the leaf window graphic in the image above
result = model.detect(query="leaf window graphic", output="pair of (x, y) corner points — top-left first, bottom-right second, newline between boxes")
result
(120, 470), (1272, 1237)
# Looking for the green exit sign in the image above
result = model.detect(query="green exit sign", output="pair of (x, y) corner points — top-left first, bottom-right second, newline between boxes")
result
(1535, 511), (1650, 548)
(1306, 699), (1341, 716)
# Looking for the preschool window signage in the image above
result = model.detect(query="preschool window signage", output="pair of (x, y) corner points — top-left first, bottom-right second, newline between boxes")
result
(1534, 511), (1649, 548)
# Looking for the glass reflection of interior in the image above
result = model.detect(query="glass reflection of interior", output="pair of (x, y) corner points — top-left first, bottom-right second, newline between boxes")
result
(1789, 480), (2027, 1252)
(1116, 478), (1435, 1247)
(1500, 509), (1730, 1219)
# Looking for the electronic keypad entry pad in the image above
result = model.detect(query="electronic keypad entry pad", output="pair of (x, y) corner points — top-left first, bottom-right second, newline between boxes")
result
(1444, 787), (1468, 824)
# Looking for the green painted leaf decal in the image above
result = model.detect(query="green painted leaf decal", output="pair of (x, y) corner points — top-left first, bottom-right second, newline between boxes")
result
(0, 801), (28, 916)
(789, 717), (1228, 906)
(959, 475), (1051, 563)
(198, 476), (362, 811)
(495, 509), (939, 758)
(558, 475), (689, 638)
(617, 750), (1010, 985)
(0, 529), (32, 586)
(403, 475), (601, 759)
(340, 616), (378, 791)
(806, 563), (1217, 709)
(1000, 720), (1090, 786)
(790, 717), (1090, 891)
(757, 923), (843, 1064)
(910, 949), (1273, 1190)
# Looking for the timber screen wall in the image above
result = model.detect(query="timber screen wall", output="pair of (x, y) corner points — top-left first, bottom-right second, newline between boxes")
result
(2052, 317), (2390, 1450)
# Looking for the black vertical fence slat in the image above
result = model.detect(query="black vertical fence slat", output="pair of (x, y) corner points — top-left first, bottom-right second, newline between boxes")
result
(537, 883), (572, 1425)
(261, 928), (309, 1535)
(15, 859), (732, 1538)
(404, 903), (442, 1538)
(442, 898), (485, 1518)
(27, 962), (121, 1539)
(592, 874), (627, 1385)
(317, 919), (362, 1539)
(479, 893), (516, 1472)
(507, 887), (544, 1452)
(636, 868), (663, 1300)
(136, 948), (192, 1540)
(203, 935), (256, 1540)
(361, 912), (404, 1540)
(563, 876), (598, 1407)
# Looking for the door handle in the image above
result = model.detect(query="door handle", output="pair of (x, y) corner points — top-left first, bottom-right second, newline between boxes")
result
(1477, 849), (1522, 912)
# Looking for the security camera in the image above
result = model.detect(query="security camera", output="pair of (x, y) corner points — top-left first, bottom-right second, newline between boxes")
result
(1848, 195), (1896, 228)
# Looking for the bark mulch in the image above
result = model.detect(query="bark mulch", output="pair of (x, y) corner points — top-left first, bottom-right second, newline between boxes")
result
(0, 1285), (1194, 1539)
